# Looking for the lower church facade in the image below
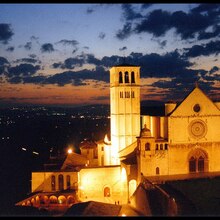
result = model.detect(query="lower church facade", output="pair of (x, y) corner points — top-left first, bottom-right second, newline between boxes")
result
(16, 65), (220, 215)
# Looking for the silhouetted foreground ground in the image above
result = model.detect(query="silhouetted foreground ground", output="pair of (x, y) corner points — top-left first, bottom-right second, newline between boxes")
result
(64, 201), (122, 216)
(167, 176), (220, 216)
(2, 205), (50, 217)
(1, 201), (142, 217)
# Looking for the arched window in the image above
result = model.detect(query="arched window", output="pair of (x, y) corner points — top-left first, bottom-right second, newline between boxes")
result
(125, 91), (130, 98)
(131, 91), (135, 98)
(127, 91), (130, 98)
(156, 144), (159, 150)
(131, 71), (135, 83)
(94, 148), (98, 159)
(58, 174), (64, 191)
(145, 143), (150, 151)
(188, 149), (208, 173)
(58, 195), (66, 204)
(120, 91), (123, 98)
(189, 157), (196, 172)
(164, 144), (168, 150)
(198, 156), (204, 172)
(67, 195), (75, 204)
(66, 175), (71, 189)
(156, 167), (160, 175)
(51, 175), (56, 191)
(104, 186), (111, 197)
(119, 71), (123, 83)
(124, 71), (129, 83)
(49, 196), (58, 204)
(160, 144), (163, 150)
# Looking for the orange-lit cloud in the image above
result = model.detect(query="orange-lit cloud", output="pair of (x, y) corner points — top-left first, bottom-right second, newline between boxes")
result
(0, 83), (110, 106)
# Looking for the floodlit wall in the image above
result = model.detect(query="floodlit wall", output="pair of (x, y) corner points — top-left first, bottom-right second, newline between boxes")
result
(78, 166), (124, 204)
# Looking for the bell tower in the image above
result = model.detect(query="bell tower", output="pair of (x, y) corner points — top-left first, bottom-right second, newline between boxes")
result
(109, 64), (141, 165)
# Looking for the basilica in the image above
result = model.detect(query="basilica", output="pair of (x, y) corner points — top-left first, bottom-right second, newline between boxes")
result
(16, 64), (220, 214)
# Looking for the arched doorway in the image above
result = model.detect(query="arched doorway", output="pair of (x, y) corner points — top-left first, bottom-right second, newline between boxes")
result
(67, 195), (75, 204)
(104, 186), (110, 197)
(49, 195), (58, 204)
(58, 195), (66, 204)
(188, 148), (208, 173)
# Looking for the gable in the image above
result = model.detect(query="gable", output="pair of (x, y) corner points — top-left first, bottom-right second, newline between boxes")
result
(170, 87), (220, 117)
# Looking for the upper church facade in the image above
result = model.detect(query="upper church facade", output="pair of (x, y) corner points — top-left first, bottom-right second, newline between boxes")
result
(136, 85), (220, 180)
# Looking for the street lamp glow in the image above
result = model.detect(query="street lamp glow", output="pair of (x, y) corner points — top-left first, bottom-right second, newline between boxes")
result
(67, 148), (73, 154)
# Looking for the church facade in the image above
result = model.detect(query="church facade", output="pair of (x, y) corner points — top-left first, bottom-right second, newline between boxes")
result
(16, 64), (220, 212)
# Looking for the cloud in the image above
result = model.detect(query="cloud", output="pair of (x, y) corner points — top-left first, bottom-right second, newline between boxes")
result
(0, 23), (14, 44)
(90, 95), (109, 101)
(116, 22), (132, 40)
(209, 66), (219, 74)
(0, 57), (9, 65)
(151, 38), (167, 49)
(86, 54), (101, 65)
(86, 4), (105, 14)
(121, 4), (142, 21)
(134, 9), (172, 37)
(128, 50), (192, 78)
(24, 42), (32, 50)
(15, 58), (41, 64)
(41, 71), (87, 86)
(29, 54), (37, 59)
(183, 40), (220, 57)
(47, 65), (109, 86)
(141, 4), (153, 10)
(7, 64), (109, 87)
(63, 57), (85, 69)
(86, 7), (94, 14)
(98, 32), (106, 40)
(52, 62), (62, 69)
(40, 43), (55, 53)
(0, 57), (9, 75)
(30, 35), (39, 41)
(119, 46), (127, 51)
(101, 55), (125, 67)
(9, 75), (46, 84)
(190, 3), (220, 13)
(8, 64), (40, 77)
(147, 63), (220, 102)
(6, 46), (14, 52)
(52, 53), (101, 69)
(1, 48), (217, 103)
(56, 39), (79, 46)
(72, 48), (78, 54)
(116, 4), (220, 41)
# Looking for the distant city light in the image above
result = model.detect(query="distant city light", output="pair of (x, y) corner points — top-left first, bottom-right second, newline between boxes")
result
(33, 151), (39, 155)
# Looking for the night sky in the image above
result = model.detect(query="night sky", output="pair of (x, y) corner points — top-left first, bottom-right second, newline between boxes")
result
(0, 3), (220, 107)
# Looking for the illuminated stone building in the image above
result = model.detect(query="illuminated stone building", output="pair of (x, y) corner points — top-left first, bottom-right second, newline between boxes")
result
(16, 64), (220, 214)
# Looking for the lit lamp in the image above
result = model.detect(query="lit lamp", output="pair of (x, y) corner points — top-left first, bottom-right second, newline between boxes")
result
(67, 148), (73, 154)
